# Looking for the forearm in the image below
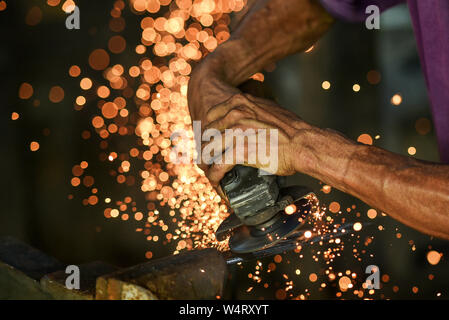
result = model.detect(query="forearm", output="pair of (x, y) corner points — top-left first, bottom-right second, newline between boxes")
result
(187, 0), (333, 121)
(211, 0), (334, 85)
(295, 127), (449, 239)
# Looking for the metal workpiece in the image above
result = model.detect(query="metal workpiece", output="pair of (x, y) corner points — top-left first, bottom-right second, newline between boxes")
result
(96, 248), (228, 300)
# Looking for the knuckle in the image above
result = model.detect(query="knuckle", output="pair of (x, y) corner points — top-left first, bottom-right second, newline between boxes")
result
(205, 108), (217, 123)
(212, 163), (226, 172)
(225, 107), (256, 123)
(231, 93), (247, 102)
(198, 163), (208, 173)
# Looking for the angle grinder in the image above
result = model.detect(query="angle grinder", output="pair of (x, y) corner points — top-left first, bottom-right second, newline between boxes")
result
(216, 165), (317, 253)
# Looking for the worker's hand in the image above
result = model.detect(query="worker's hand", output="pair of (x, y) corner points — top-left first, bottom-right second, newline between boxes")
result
(199, 93), (313, 187)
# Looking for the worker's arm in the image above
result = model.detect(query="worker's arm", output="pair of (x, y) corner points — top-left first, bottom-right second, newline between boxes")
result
(188, 0), (334, 122)
(203, 94), (449, 240)
(302, 125), (449, 240)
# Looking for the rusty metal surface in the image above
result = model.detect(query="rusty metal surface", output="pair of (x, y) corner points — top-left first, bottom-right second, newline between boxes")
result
(0, 236), (64, 299)
(0, 261), (53, 300)
(0, 237), (228, 300)
(0, 237), (120, 300)
(96, 248), (227, 300)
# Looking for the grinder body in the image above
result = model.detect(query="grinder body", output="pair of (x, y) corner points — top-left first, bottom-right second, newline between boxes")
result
(216, 165), (316, 253)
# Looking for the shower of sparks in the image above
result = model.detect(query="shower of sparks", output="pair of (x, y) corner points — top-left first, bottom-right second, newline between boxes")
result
(61, 0), (244, 253)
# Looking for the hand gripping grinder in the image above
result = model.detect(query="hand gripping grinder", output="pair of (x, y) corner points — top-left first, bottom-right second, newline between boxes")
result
(215, 165), (317, 254)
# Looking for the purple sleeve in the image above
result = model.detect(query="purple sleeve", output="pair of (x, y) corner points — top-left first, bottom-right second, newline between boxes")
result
(320, 0), (405, 22)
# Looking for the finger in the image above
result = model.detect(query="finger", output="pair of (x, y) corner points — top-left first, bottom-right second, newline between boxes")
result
(243, 94), (303, 122)
(203, 132), (276, 186)
(197, 162), (210, 175)
(206, 163), (235, 187)
(205, 93), (257, 123)
(205, 113), (252, 133)
(201, 143), (233, 168)
(201, 123), (262, 167)
(206, 117), (282, 137)
(201, 128), (248, 187)
(215, 184), (226, 202)
(201, 121), (283, 169)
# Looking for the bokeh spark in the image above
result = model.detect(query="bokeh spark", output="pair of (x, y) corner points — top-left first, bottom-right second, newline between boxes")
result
(64, 0), (245, 253)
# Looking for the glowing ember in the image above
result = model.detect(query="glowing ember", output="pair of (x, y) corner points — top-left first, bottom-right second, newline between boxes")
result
(284, 204), (296, 215)
(49, 86), (65, 103)
(30, 141), (40, 152)
(353, 222), (362, 231)
(391, 93), (402, 106)
(339, 276), (352, 291)
(328, 201), (340, 213)
(408, 146), (417, 155)
(18, 82), (33, 99)
(357, 134), (373, 145)
(427, 250), (442, 265)
(367, 209), (377, 219)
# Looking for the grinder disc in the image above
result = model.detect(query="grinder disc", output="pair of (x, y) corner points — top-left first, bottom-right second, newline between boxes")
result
(228, 193), (316, 253)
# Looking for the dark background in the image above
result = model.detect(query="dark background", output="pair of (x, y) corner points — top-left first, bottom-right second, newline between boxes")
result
(1, 0), (448, 299)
